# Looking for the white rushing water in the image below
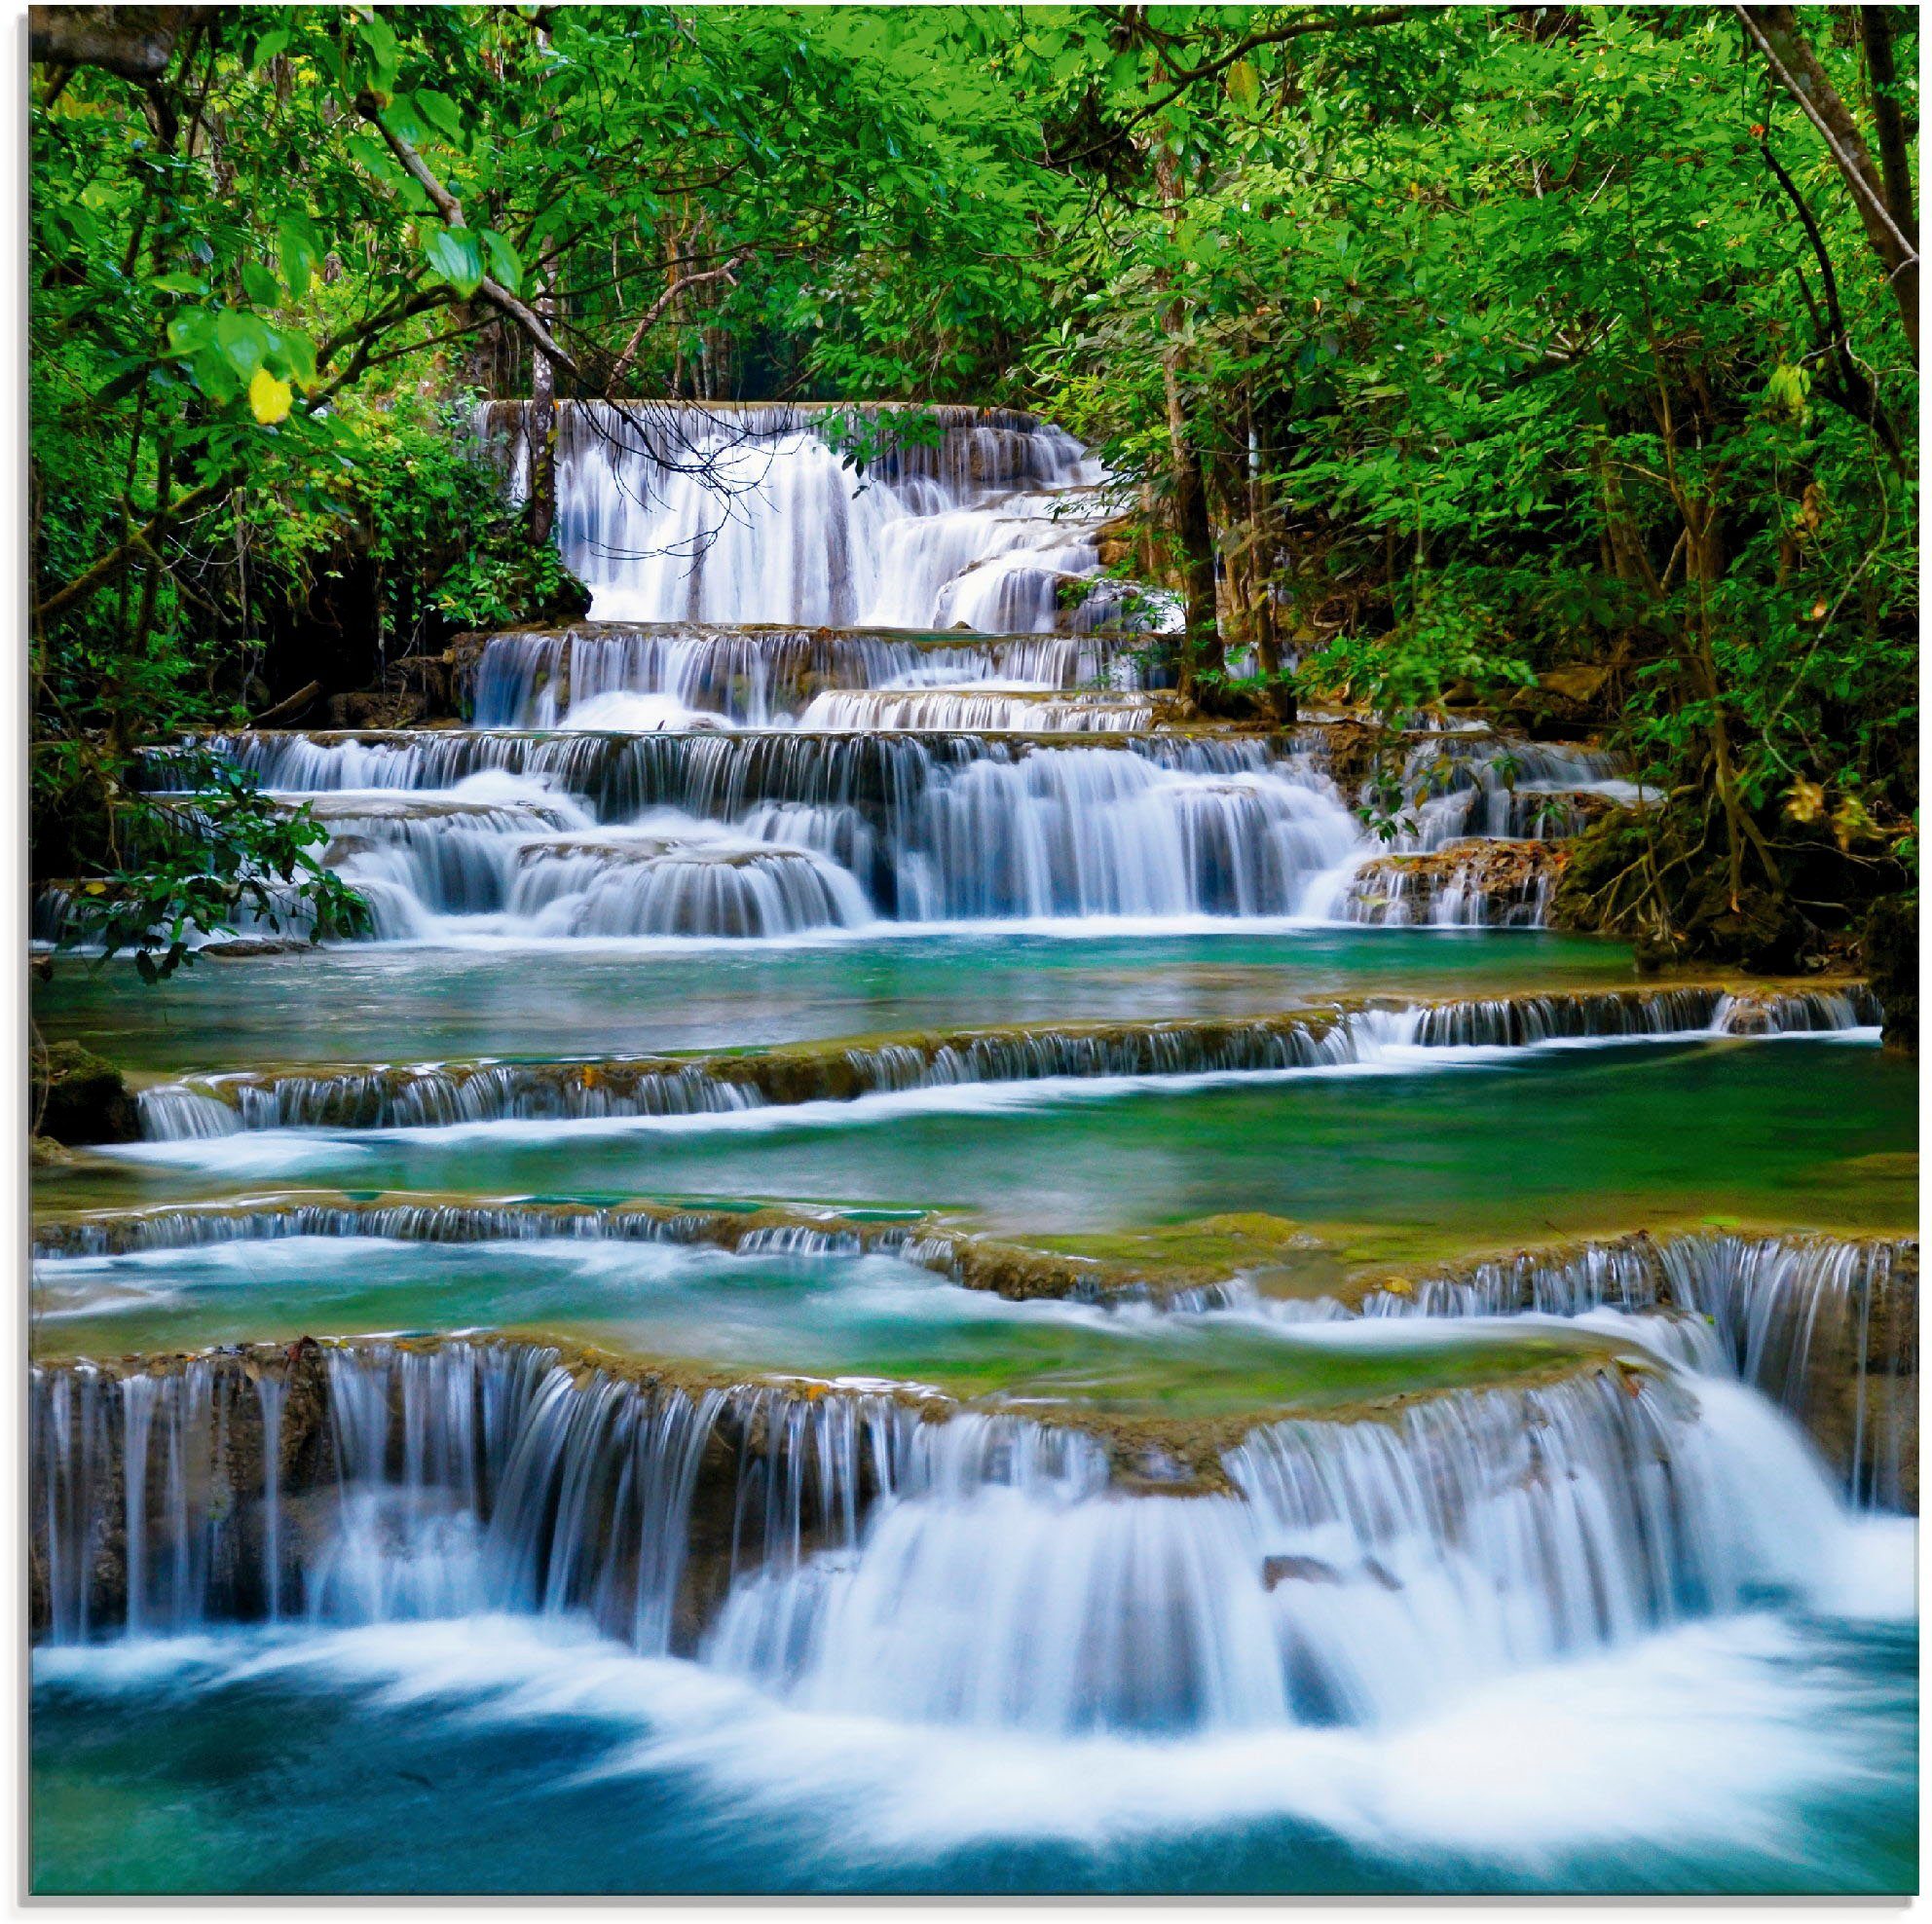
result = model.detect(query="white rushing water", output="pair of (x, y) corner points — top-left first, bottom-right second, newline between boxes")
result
(31, 1339), (1909, 1740)
(128, 742), (1372, 940)
(487, 401), (1135, 632)
(45, 406), (1662, 949)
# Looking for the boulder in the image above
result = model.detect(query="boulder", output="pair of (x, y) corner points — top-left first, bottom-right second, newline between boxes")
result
(32, 1040), (138, 1145)
(1861, 893), (1917, 1056)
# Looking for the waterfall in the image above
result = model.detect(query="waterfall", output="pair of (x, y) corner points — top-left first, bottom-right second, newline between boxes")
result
(1331, 845), (1559, 929)
(1220, 1372), (1848, 1726)
(138, 732), (1364, 935)
(1358, 1232), (1916, 1511)
(477, 400), (1130, 633)
(111, 722), (1705, 944)
(1383, 737), (1644, 851)
(467, 624), (1146, 729)
(31, 1341), (1876, 1745)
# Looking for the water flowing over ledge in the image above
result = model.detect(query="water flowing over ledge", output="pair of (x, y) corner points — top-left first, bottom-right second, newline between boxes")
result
(131, 730), (1360, 933)
(33, 1203), (1913, 1510)
(476, 400), (1143, 633)
(1358, 1232), (1917, 1511)
(125, 984), (1880, 1141)
(31, 1331), (1873, 1742)
(466, 623), (1151, 730)
(97, 723), (1664, 942)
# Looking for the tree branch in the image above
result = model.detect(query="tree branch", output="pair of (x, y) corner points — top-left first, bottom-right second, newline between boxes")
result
(1065, 8), (1432, 163)
(354, 91), (588, 384)
(1735, 5), (1917, 350)
(1760, 139), (1906, 467)
(607, 250), (750, 388)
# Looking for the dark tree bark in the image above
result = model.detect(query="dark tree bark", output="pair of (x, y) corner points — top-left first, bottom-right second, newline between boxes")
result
(527, 273), (559, 547)
(1860, 8), (1917, 246)
(1153, 146), (1222, 703)
(29, 6), (199, 81)
(1738, 5), (1917, 353)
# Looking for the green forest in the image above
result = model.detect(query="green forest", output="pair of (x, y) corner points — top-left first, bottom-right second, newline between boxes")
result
(30, 4), (1918, 1013)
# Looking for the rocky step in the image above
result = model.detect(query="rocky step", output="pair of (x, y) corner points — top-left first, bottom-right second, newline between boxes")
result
(134, 722), (1617, 814)
(1338, 839), (1567, 928)
(460, 619), (1158, 729)
(30, 1328), (1665, 1648)
(126, 984), (1880, 1140)
(33, 1199), (1913, 1512)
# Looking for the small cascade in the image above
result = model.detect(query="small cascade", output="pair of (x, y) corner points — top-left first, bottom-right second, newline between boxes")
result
(505, 830), (873, 939)
(124, 985), (1878, 1141)
(467, 623), (1145, 729)
(477, 400), (1137, 633)
(1222, 1371), (1849, 1724)
(27, 1338), (1079, 1654)
(32, 1199), (913, 1262)
(1359, 1232), (1917, 1510)
(1386, 736), (1646, 850)
(303, 779), (597, 938)
(793, 688), (1157, 733)
(1331, 840), (1561, 929)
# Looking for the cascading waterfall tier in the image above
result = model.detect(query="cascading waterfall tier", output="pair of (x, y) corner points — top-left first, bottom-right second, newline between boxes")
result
(1380, 734), (1652, 850)
(1357, 1230), (1917, 1510)
(34, 1202), (1913, 1507)
(124, 983), (1883, 1141)
(1331, 839), (1565, 929)
(475, 400), (1142, 633)
(29, 1335), (1871, 1744)
(466, 623), (1150, 730)
(133, 730), (1363, 930)
(103, 722), (1684, 943)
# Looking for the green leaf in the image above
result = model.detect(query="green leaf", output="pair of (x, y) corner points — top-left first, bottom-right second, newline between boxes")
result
(279, 328), (319, 388)
(214, 309), (272, 378)
(278, 219), (319, 300)
(166, 310), (216, 355)
(480, 229), (522, 295)
(415, 89), (464, 143)
(241, 261), (281, 308)
(1226, 59), (1262, 115)
(152, 270), (208, 295)
(424, 227), (485, 298)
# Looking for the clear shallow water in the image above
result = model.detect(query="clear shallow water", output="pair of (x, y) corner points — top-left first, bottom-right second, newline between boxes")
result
(34, 927), (1639, 1075)
(44, 1036), (1915, 1264)
(31, 1607), (1916, 1894)
(29, 1231), (1638, 1412)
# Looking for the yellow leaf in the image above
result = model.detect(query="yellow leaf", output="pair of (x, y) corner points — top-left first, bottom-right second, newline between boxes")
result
(248, 369), (292, 425)
(1785, 778), (1825, 825)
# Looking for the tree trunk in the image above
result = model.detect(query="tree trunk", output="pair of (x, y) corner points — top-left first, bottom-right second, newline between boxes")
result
(1741, 5), (1917, 352)
(1860, 9), (1917, 244)
(527, 273), (558, 547)
(1152, 147), (1222, 703)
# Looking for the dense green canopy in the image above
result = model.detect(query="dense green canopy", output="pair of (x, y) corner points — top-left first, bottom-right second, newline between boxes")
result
(28, 4), (1918, 971)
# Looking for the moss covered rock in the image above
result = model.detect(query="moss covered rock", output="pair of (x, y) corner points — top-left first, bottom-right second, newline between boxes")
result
(33, 1041), (137, 1145)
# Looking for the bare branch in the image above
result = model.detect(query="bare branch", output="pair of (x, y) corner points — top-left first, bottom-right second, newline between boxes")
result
(607, 251), (750, 388)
